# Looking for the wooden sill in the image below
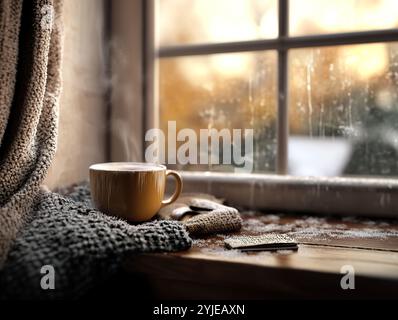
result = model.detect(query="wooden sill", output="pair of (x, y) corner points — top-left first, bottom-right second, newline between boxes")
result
(122, 213), (398, 299)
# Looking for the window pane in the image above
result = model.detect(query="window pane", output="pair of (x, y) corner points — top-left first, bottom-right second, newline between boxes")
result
(159, 52), (277, 172)
(289, 42), (398, 177)
(157, 0), (278, 46)
(290, 0), (398, 36)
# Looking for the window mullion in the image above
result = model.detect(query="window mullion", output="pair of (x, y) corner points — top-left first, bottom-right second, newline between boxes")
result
(277, 0), (289, 174)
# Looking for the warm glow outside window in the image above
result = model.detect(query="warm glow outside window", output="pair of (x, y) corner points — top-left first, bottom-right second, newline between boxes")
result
(154, 0), (398, 178)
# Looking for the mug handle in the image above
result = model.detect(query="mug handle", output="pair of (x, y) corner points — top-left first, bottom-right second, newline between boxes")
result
(161, 170), (183, 206)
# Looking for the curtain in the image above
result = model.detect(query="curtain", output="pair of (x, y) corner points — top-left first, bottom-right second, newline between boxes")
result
(0, 0), (62, 266)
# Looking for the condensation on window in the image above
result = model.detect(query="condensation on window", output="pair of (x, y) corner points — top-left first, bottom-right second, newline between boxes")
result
(156, 1), (398, 177)
(289, 42), (398, 177)
(159, 51), (277, 173)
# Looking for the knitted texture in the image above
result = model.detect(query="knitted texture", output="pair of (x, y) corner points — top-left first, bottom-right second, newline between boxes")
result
(159, 194), (243, 236)
(0, 183), (192, 299)
(0, 0), (62, 266)
(0, 1), (192, 299)
(184, 209), (242, 236)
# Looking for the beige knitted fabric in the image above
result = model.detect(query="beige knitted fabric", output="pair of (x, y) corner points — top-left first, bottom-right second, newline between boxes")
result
(159, 194), (243, 236)
(0, 0), (63, 266)
(184, 209), (243, 236)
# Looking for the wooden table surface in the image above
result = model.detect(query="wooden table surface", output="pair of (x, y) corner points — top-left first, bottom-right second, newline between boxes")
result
(123, 213), (398, 299)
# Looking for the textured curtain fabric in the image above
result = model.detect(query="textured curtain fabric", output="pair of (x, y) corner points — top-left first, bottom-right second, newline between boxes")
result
(0, 0), (62, 266)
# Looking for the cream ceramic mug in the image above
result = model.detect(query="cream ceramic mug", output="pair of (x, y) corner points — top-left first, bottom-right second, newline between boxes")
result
(89, 162), (182, 222)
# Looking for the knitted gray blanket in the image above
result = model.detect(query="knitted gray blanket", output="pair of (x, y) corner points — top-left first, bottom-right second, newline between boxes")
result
(0, 183), (192, 299)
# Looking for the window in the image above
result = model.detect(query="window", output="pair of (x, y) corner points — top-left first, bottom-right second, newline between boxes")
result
(144, 0), (398, 216)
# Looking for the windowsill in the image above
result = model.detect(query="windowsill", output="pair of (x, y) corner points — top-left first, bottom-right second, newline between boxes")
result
(122, 212), (398, 299)
(168, 171), (398, 218)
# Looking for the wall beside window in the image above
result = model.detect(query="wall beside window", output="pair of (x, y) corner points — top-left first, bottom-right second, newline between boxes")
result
(110, 0), (144, 163)
(45, 0), (109, 189)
